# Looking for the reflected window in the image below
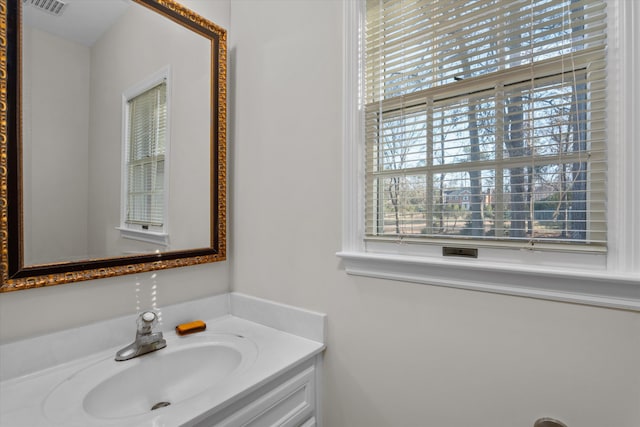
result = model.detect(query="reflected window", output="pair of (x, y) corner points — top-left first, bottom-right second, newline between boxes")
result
(119, 68), (170, 245)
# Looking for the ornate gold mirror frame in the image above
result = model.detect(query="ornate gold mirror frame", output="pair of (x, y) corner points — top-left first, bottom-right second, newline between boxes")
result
(0, 0), (226, 292)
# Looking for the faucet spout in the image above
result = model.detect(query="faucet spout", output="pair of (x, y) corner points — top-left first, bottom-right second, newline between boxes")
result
(115, 311), (167, 361)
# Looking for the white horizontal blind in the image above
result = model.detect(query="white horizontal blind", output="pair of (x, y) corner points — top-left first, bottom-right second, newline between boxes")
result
(126, 82), (167, 227)
(365, 0), (607, 248)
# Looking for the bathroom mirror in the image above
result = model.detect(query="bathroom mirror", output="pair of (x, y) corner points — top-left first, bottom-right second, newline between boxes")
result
(0, 0), (227, 291)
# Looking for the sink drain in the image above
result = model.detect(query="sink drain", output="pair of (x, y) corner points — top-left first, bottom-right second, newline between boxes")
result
(151, 401), (171, 411)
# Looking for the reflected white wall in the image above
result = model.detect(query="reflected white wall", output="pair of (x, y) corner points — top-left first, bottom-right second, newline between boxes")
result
(22, 27), (90, 265)
(88, 3), (211, 257)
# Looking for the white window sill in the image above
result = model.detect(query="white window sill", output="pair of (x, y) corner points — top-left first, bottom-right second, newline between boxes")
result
(336, 251), (640, 311)
(116, 227), (169, 246)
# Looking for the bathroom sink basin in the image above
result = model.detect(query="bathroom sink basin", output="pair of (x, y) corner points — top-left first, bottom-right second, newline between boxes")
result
(43, 333), (258, 422)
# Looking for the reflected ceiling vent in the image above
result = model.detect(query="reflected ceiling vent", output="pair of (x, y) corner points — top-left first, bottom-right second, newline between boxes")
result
(23, 0), (68, 16)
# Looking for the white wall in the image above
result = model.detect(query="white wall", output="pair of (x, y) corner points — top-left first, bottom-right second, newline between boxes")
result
(229, 2), (640, 427)
(22, 27), (90, 265)
(0, 0), (231, 343)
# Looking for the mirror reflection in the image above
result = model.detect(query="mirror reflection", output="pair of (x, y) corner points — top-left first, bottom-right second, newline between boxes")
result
(0, 0), (226, 291)
(22, 0), (211, 265)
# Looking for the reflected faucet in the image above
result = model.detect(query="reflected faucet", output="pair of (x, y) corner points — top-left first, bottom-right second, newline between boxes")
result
(115, 311), (167, 361)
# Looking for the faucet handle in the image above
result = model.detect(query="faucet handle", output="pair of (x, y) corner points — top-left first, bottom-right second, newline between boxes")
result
(141, 311), (156, 323)
(137, 311), (158, 333)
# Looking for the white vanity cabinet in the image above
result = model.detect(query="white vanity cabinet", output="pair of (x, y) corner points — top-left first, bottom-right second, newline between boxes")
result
(192, 357), (321, 427)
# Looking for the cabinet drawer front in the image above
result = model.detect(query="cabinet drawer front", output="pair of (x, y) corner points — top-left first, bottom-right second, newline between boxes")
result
(217, 366), (315, 427)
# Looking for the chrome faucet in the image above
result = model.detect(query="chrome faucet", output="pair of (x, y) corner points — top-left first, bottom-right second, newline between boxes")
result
(115, 311), (167, 361)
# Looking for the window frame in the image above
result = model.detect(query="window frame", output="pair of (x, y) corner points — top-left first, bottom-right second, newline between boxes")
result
(338, 0), (640, 311)
(118, 66), (171, 246)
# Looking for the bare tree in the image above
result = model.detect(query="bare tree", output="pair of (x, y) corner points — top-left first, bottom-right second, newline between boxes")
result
(379, 95), (426, 234)
(568, 0), (587, 240)
(504, 95), (528, 238)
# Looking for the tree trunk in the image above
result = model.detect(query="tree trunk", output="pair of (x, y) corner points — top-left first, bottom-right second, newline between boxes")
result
(389, 177), (401, 234)
(467, 102), (484, 236)
(505, 95), (527, 238)
(569, 0), (587, 241)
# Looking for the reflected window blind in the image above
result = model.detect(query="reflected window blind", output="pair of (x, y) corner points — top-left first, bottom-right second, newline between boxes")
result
(126, 82), (167, 227)
(365, 0), (607, 248)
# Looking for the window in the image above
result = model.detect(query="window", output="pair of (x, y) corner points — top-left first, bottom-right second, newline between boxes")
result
(339, 0), (640, 310)
(119, 68), (170, 245)
(365, 0), (606, 249)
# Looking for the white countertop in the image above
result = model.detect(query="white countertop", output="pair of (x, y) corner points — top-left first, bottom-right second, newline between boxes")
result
(0, 294), (326, 427)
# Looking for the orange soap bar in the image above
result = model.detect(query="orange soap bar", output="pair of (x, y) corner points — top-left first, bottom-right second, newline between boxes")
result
(175, 320), (207, 335)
